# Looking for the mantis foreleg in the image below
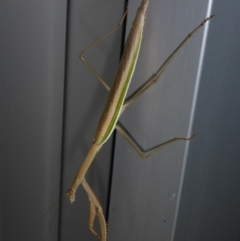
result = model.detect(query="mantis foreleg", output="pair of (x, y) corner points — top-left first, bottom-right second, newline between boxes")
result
(82, 178), (107, 241)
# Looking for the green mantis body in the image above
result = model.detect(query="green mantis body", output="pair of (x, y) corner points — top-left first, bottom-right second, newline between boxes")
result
(66, 1), (147, 203)
(66, 0), (213, 240)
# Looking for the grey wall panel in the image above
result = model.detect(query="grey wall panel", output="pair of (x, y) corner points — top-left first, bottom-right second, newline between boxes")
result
(107, 0), (238, 240)
(59, 1), (125, 241)
(0, 1), (67, 241)
(109, 0), (240, 240)
(174, 0), (240, 240)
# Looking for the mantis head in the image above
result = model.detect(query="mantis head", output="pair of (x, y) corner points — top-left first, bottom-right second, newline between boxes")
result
(66, 189), (75, 204)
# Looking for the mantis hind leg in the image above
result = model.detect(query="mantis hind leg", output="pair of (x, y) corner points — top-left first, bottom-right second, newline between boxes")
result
(122, 15), (214, 110)
(117, 17), (213, 152)
(82, 178), (107, 241)
(116, 123), (194, 159)
(80, 7), (128, 91)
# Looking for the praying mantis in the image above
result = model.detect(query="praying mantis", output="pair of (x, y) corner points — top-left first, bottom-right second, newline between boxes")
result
(63, 0), (213, 240)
